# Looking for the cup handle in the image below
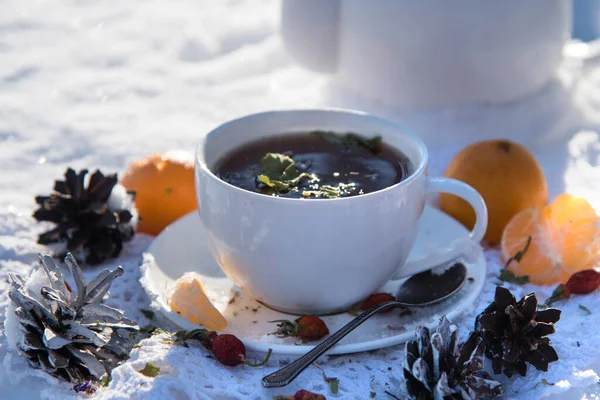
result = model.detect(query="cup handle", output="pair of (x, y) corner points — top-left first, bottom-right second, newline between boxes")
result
(390, 177), (488, 280)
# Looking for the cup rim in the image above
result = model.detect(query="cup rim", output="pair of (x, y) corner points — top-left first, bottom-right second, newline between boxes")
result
(196, 107), (429, 202)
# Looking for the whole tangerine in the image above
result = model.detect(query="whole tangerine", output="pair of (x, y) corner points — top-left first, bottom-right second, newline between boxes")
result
(439, 139), (548, 245)
(121, 150), (197, 235)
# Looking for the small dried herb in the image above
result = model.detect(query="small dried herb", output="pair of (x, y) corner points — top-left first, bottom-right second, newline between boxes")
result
(329, 378), (340, 394)
(533, 378), (555, 389)
(579, 304), (592, 315)
(141, 309), (154, 319)
(139, 362), (160, 378)
(173, 328), (210, 342)
(311, 130), (383, 154)
(151, 327), (169, 336)
(302, 183), (356, 199)
(314, 362), (339, 394)
(100, 375), (112, 387)
(498, 269), (530, 285)
(504, 235), (532, 268)
(544, 284), (570, 306)
(370, 392), (376, 398)
(499, 236), (532, 284)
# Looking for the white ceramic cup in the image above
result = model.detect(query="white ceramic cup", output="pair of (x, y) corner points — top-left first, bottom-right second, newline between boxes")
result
(195, 109), (487, 315)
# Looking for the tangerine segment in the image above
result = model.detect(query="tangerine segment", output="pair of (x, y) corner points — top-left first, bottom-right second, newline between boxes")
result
(501, 207), (561, 285)
(501, 195), (600, 285)
(542, 194), (599, 273)
(169, 272), (227, 331)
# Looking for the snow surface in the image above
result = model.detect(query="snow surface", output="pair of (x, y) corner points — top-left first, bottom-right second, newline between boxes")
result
(2, 0), (600, 399)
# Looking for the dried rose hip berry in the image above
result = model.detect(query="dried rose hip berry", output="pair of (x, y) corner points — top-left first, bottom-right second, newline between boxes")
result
(357, 293), (396, 313)
(565, 269), (600, 294)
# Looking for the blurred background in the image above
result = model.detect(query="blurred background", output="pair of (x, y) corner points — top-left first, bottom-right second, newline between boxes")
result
(573, 0), (600, 41)
(2, 1), (600, 399)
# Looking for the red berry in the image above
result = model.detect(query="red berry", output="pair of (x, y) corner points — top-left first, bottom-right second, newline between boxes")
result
(203, 331), (218, 350)
(293, 389), (326, 400)
(566, 269), (600, 294)
(357, 293), (396, 313)
(296, 316), (329, 341)
(211, 334), (246, 366)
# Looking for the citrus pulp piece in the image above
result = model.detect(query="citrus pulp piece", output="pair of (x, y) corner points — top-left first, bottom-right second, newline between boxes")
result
(169, 272), (227, 331)
(501, 194), (600, 285)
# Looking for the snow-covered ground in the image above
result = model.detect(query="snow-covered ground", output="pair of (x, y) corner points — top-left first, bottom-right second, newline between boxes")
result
(2, 0), (600, 399)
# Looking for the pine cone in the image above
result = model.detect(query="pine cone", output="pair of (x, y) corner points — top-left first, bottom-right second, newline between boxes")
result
(33, 168), (137, 265)
(476, 286), (560, 377)
(403, 316), (503, 400)
(7, 253), (139, 383)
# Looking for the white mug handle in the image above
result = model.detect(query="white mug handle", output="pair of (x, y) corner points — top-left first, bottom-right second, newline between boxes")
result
(391, 177), (488, 280)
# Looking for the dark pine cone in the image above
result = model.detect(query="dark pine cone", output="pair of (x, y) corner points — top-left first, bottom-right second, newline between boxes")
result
(476, 286), (561, 378)
(403, 316), (503, 400)
(33, 168), (137, 265)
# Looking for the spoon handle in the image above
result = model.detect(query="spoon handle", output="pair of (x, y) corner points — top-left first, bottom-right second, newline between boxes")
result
(261, 301), (405, 388)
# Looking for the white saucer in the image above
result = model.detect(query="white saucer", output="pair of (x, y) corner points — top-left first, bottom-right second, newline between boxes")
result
(140, 205), (486, 355)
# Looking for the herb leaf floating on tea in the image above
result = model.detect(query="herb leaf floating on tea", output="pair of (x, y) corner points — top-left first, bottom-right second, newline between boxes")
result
(33, 168), (137, 265)
(311, 130), (383, 154)
(256, 153), (316, 193)
(302, 183), (357, 199)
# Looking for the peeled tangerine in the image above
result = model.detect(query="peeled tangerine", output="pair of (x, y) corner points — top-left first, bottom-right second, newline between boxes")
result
(501, 194), (600, 285)
(169, 272), (227, 331)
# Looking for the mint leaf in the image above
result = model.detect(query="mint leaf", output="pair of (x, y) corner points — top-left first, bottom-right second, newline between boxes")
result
(257, 175), (290, 191)
(257, 153), (316, 194)
(260, 153), (295, 178)
(139, 362), (160, 378)
(498, 269), (530, 284)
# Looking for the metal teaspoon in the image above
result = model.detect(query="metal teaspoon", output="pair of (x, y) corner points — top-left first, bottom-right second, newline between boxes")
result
(261, 262), (468, 388)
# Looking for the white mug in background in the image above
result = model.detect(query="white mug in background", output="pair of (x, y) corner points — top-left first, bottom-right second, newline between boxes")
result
(195, 109), (488, 315)
(280, 0), (571, 109)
